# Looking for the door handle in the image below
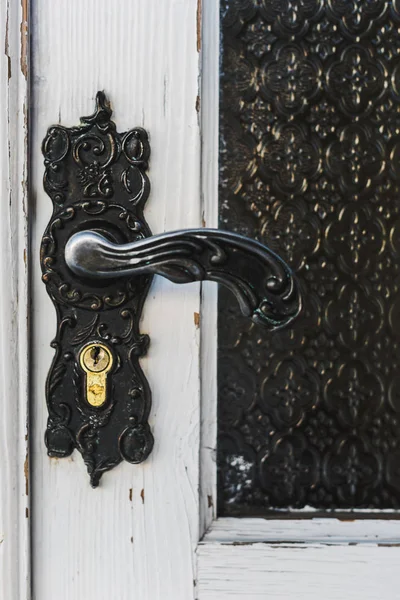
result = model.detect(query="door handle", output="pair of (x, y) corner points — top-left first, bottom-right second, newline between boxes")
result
(40, 92), (302, 486)
(65, 229), (300, 329)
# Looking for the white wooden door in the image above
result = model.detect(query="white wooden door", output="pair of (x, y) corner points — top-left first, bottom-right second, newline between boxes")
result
(1, 1), (400, 599)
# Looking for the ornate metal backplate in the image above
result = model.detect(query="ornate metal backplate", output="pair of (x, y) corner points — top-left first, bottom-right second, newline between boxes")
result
(218, 1), (400, 512)
(41, 93), (154, 486)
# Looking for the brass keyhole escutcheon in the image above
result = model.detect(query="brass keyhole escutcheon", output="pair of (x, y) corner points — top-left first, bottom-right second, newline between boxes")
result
(79, 343), (113, 408)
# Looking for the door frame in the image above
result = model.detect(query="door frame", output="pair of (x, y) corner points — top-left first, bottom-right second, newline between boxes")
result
(0, 1), (30, 599)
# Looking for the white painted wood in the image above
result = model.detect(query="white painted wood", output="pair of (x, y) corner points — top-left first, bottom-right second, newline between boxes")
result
(197, 543), (400, 600)
(0, 0), (30, 599)
(204, 517), (400, 544)
(31, 2), (201, 599)
(199, 0), (219, 536)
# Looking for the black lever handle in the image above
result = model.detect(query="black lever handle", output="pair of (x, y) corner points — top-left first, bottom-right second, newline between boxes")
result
(65, 228), (301, 330)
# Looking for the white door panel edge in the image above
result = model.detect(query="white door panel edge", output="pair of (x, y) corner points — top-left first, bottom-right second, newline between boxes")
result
(0, 1), (30, 599)
(199, 0), (219, 537)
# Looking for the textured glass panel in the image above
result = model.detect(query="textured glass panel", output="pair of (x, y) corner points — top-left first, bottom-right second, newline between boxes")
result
(217, 0), (400, 514)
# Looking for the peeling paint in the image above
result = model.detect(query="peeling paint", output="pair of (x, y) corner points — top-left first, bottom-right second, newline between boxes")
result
(21, 101), (28, 218)
(24, 453), (28, 496)
(197, 0), (202, 52)
(4, 5), (11, 80)
(20, 0), (28, 79)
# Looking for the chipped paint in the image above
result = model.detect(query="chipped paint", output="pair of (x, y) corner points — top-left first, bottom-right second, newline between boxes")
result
(24, 453), (28, 496)
(140, 488), (145, 504)
(197, 0), (202, 52)
(4, 5), (11, 80)
(20, 101), (29, 226)
(194, 312), (200, 328)
(20, 0), (28, 79)
(196, 95), (200, 113)
(207, 495), (213, 509)
(129, 488), (133, 502)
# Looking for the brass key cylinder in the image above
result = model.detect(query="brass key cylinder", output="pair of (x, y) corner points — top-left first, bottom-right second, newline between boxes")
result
(79, 343), (113, 407)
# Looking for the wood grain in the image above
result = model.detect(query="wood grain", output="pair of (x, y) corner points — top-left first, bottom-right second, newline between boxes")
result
(31, 2), (201, 599)
(0, 1), (30, 599)
(197, 543), (400, 599)
(204, 517), (400, 544)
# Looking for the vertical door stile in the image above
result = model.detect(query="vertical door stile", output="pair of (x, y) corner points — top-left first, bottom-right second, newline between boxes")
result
(31, 2), (202, 599)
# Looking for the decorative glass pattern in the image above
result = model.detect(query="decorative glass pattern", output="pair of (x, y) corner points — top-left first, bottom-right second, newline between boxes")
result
(217, 0), (400, 514)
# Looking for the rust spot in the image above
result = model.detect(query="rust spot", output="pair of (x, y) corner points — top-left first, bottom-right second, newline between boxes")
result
(197, 0), (202, 52)
(194, 312), (200, 327)
(25, 507), (29, 518)
(129, 488), (133, 502)
(207, 494), (213, 508)
(196, 95), (200, 113)
(140, 488), (145, 504)
(20, 0), (28, 79)
(24, 453), (29, 496)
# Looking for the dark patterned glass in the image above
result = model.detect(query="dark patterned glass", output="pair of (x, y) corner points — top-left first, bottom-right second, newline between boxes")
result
(218, 0), (400, 514)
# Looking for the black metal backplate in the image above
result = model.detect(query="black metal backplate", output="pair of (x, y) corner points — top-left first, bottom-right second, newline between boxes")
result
(40, 92), (154, 486)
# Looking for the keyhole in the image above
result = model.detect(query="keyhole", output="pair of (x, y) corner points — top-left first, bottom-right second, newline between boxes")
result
(90, 346), (101, 365)
(79, 343), (113, 407)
